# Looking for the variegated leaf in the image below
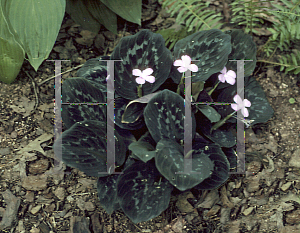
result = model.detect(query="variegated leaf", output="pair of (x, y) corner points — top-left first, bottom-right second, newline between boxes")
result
(155, 138), (214, 191)
(117, 160), (173, 223)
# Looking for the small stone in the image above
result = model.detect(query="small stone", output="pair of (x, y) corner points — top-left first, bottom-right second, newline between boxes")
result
(85, 201), (95, 212)
(53, 187), (65, 200)
(30, 227), (40, 233)
(0, 148), (10, 156)
(24, 191), (35, 202)
(247, 161), (261, 174)
(280, 181), (292, 191)
(22, 175), (47, 191)
(286, 209), (300, 224)
(28, 159), (49, 174)
(246, 177), (260, 193)
(243, 206), (254, 216)
(289, 149), (300, 168)
(30, 205), (42, 215)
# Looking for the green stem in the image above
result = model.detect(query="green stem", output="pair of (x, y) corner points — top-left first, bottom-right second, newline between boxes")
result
(210, 111), (235, 134)
(176, 74), (185, 95)
(137, 84), (142, 98)
(207, 81), (220, 96)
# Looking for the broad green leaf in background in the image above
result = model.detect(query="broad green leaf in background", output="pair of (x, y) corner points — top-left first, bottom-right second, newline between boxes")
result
(0, 1), (25, 84)
(66, 0), (141, 35)
(5, 0), (65, 71)
(66, 0), (117, 34)
(100, 0), (141, 26)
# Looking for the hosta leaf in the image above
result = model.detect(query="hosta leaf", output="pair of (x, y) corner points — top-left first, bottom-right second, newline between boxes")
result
(155, 139), (214, 191)
(7, 0), (65, 70)
(129, 132), (156, 162)
(117, 160), (173, 223)
(61, 77), (107, 129)
(144, 89), (196, 143)
(215, 76), (274, 125)
(53, 120), (126, 177)
(224, 29), (257, 78)
(192, 137), (230, 190)
(173, 29), (232, 82)
(110, 29), (173, 100)
(97, 175), (120, 214)
(100, 0), (141, 26)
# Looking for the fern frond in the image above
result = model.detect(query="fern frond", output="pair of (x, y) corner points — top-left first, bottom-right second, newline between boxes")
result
(156, 27), (194, 50)
(267, 0), (300, 48)
(277, 50), (300, 74)
(159, 0), (224, 32)
(230, 0), (273, 34)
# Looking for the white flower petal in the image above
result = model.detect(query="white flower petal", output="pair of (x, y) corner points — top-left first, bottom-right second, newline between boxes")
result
(234, 94), (243, 105)
(226, 76), (236, 85)
(174, 60), (184, 67)
(241, 107), (249, 117)
(136, 77), (145, 84)
(218, 74), (226, 83)
(181, 55), (191, 67)
(220, 67), (227, 74)
(143, 68), (153, 76)
(243, 99), (251, 107)
(132, 69), (142, 76)
(144, 75), (155, 83)
(178, 66), (188, 73)
(231, 104), (238, 111)
(226, 70), (236, 79)
(189, 64), (198, 72)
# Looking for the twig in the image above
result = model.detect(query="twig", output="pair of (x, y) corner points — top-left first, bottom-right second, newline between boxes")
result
(37, 63), (84, 86)
(23, 68), (39, 110)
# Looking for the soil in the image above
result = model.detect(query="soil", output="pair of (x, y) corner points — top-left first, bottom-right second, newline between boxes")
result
(1, 0), (300, 232)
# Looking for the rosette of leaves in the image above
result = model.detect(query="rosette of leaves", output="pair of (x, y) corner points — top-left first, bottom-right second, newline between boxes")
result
(55, 28), (275, 223)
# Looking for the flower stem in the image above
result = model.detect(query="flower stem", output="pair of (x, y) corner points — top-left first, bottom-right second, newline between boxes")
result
(210, 111), (235, 133)
(207, 81), (220, 96)
(137, 85), (142, 98)
(176, 74), (185, 95)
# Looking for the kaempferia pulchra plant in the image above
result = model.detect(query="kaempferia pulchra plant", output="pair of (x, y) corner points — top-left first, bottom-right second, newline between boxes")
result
(53, 29), (274, 223)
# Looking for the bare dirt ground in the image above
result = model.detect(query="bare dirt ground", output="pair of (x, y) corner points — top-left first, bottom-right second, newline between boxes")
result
(0, 0), (300, 232)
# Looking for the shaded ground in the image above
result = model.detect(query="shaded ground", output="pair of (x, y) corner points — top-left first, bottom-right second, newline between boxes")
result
(1, 0), (300, 232)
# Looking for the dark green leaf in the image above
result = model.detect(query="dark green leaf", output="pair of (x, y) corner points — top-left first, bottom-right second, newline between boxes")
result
(155, 139), (214, 191)
(144, 89), (196, 143)
(97, 175), (120, 214)
(53, 120), (126, 177)
(173, 29), (232, 82)
(117, 160), (173, 223)
(224, 29), (257, 78)
(111, 30), (173, 100)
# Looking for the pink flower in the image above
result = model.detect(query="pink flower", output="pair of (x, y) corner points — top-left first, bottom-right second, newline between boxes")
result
(173, 55), (198, 73)
(231, 94), (251, 117)
(218, 67), (236, 85)
(132, 68), (155, 85)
